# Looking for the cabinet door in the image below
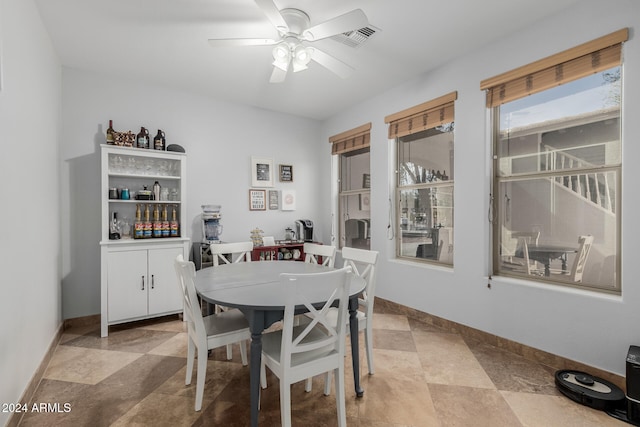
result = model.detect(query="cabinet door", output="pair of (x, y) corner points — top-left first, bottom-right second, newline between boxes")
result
(107, 250), (148, 322)
(147, 246), (184, 315)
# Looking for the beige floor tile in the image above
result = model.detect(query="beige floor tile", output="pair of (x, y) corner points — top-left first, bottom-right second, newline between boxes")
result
(111, 392), (205, 427)
(43, 346), (142, 385)
(356, 372), (440, 426)
(501, 390), (627, 426)
(148, 332), (189, 357)
(372, 313), (411, 331)
(430, 384), (523, 427)
(413, 330), (496, 389)
(370, 348), (424, 377)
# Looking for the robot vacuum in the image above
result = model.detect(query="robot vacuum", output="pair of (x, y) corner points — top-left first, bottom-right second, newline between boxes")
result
(555, 370), (625, 411)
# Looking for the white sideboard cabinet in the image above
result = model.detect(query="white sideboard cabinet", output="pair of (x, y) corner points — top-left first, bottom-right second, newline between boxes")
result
(100, 145), (189, 337)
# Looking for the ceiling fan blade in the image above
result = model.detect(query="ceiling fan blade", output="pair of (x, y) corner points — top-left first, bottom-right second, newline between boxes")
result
(309, 47), (354, 78)
(255, 0), (289, 32)
(208, 38), (278, 47)
(303, 9), (368, 41)
(270, 65), (288, 83)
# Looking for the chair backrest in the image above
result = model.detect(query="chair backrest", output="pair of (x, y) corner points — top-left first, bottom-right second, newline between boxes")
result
(279, 266), (353, 369)
(571, 235), (594, 282)
(303, 243), (336, 267)
(210, 241), (253, 265)
(174, 255), (206, 338)
(341, 247), (378, 315)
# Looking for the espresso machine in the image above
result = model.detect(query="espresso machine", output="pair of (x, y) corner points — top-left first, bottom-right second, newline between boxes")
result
(201, 205), (223, 243)
(295, 219), (314, 242)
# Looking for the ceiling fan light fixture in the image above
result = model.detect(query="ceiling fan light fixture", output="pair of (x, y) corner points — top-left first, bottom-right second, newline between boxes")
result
(272, 42), (290, 63)
(292, 44), (311, 72)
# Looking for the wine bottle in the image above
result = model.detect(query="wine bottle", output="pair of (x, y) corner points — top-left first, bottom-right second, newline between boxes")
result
(143, 204), (152, 238)
(170, 205), (179, 237)
(152, 204), (162, 238)
(154, 129), (165, 150)
(161, 204), (170, 238)
(106, 120), (115, 145)
(134, 204), (144, 239)
(137, 127), (148, 149)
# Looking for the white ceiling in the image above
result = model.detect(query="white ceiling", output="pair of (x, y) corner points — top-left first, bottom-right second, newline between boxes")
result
(35, 0), (582, 120)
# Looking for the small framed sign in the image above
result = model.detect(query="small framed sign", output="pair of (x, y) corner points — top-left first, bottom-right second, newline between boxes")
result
(251, 156), (274, 187)
(279, 164), (293, 182)
(249, 189), (266, 211)
(269, 190), (279, 210)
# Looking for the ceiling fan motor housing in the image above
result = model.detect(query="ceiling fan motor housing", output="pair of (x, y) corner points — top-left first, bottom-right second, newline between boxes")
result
(279, 9), (310, 38)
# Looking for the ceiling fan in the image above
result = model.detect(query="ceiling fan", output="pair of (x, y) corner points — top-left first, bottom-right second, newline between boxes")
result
(208, 0), (369, 83)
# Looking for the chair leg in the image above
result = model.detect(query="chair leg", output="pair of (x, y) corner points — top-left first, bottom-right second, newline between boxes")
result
(334, 366), (347, 427)
(280, 382), (292, 427)
(239, 340), (248, 366)
(323, 372), (332, 396)
(365, 323), (374, 375)
(226, 344), (233, 360)
(186, 337), (195, 385)
(260, 359), (267, 389)
(195, 346), (207, 411)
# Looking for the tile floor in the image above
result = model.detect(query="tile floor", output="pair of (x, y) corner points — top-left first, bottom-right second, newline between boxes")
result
(18, 304), (625, 426)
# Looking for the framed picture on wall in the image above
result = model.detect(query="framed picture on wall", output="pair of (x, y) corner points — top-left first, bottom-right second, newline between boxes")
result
(282, 189), (296, 211)
(279, 164), (293, 182)
(269, 190), (279, 210)
(249, 189), (266, 211)
(251, 156), (274, 187)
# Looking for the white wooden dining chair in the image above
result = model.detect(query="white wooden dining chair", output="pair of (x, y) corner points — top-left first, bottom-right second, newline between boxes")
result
(173, 255), (250, 411)
(210, 241), (253, 265)
(260, 266), (353, 427)
(306, 246), (379, 395)
(549, 235), (594, 282)
(303, 242), (336, 267)
(209, 241), (253, 358)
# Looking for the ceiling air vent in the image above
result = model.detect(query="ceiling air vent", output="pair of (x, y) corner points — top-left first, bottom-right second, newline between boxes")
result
(331, 25), (380, 48)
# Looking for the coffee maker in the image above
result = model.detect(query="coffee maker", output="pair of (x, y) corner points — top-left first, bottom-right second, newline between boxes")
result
(295, 219), (314, 242)
(201, 205), (223, 243)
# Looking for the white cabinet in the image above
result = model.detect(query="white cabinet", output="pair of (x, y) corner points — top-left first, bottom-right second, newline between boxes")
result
(100, 145), (189, 337)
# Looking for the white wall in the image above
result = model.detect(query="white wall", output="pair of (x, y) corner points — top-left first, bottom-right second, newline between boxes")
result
(0, 0), (62, 424)
(321, 0), (640, 376)
(60, 69), (323, 318)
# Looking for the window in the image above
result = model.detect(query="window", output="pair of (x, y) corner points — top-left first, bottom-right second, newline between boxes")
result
(482, 29), (628, 293)
(330, 123), (371, 250)
(386, 92), (457, 265)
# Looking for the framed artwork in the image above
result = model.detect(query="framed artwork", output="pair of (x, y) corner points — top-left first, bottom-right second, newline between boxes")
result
(251, 156), (274, 187)
(359, 193), (370, 211)
(249, 189), (266, 211)
(268, 190), (279, 210)
(362, 173), (371, 189)
(281, 189), (296, 211)
(279, 164), (293, 182)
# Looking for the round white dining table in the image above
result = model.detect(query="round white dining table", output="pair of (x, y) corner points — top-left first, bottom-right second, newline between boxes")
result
(195, 261), (366, 427)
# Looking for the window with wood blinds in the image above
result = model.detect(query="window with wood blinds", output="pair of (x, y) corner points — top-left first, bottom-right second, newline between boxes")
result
(384, 92), (457, 139)
(387, 93), (457, 266)
(481, 28), (628, 107)
(331, 123), (371, 250)
(485, 29), (627, 293)
(329, 122), (371, 155)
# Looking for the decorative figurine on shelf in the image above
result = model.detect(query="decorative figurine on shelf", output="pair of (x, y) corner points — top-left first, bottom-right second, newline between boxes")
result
(250, 227), (264, 247)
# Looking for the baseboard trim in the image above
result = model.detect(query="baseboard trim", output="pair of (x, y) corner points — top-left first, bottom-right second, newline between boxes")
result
(7, 321), (65, 427)
(375, 297), (625, 391)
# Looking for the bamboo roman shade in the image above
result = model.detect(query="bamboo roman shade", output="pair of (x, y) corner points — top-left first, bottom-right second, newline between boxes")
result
(384, 91), (457, 139)
(329, 122), (371, 155)
(481, 28), (628, 108)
